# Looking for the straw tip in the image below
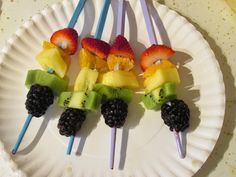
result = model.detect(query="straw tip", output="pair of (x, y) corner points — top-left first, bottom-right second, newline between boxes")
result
(179, 153), (185, 159)
(11, 149), (16, 155)
(67, 151), (71, 155)
(109, 163), (114, 170)
(66, 147), (72, 155)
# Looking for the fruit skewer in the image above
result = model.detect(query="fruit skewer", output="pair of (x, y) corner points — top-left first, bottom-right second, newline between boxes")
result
(94, 0), (139, 169)
(11, 0), (86, 155)
(108, 0), (125, 169)
(57, 0), (111, 155)
(140, 0), (189, 158)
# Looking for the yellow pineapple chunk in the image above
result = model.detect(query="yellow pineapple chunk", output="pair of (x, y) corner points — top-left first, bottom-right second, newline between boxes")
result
(43, 41), (70, 66)
(107, 54), (134, 71)
(144, 60), (176, 78)
(74, 68), (98, 91)
(144, 68), (180, 92)
(58, 49), (70, 67)
(36, 47), (67, 78)
(97, 73), (104, 83)
(101, 70), (139, 88)
(43, 41), (56, 49)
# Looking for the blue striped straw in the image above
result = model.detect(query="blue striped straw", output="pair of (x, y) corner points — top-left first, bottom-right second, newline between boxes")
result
(67, 0), (111, 155)
(12, 0), (86, 155)
(68, 0), (86, 28)
(94, 0), (111, 39)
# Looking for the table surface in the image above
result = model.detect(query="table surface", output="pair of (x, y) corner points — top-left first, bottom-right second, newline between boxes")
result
(0, 0), (236, 177)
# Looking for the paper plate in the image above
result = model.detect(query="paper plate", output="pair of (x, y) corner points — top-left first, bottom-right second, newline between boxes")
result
(0, 0), (225, 176)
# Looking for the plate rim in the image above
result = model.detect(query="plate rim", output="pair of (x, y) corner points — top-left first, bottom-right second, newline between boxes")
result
(0, 0), (226, 176)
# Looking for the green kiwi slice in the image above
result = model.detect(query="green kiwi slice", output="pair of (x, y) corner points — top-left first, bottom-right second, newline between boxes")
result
(25, 69), (68, 95)
(58, 92), (73, 107)
(93, 84), (133, 103)
(142, 82), (177, 110)
(59, 91), (101, 111)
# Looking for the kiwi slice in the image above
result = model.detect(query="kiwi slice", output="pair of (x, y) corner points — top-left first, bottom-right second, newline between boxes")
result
(58, 92), (72, 107)
(93, 84), (133, 103)
(141, 94), (158, 110)
(67, 91), (101, 111)
(93, 84), (116, 100)
(163, 82), (177, 99)
(25, 69), (68, 95)
(142, 82), (177, 110)
(85, 91), (102, 111)
(68, 92), (87, 109)
(142, 87), (164, 110)
(116, 88), (133, 103)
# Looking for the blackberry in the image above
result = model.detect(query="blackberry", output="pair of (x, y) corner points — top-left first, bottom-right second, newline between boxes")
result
(161, 99), (190, 132)
(101, 99), (128, 128)
(57, 108), (86, 137)
(25, 84), (54, 117)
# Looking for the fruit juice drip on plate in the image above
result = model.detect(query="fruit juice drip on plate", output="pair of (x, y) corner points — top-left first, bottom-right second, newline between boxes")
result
(11, 0), (87, 155)
(93, 0), (139, 169)
(57, 0), (111, 155)
(140, 0), (190, 158)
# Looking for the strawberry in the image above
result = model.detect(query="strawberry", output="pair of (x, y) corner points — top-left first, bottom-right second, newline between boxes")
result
(140, 45), (175, 71)
(109, 35), (135, 60)
(50, 28), (78, 55)
(81, 38), (110, 59)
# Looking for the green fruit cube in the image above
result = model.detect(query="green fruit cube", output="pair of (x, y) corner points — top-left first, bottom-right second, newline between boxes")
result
(93, 84), (133, 103)
(66, 91), (101, 111)
(58, 92), (72, 107)
(25, 69), (68, 95)
(142, 82), (177, 110)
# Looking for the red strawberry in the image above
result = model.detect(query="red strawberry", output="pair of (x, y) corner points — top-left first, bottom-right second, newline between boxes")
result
(140, 44), (175, 71)
(109, 35), (135, 60)
(81, 38), (111, 59)
(50, 28), (78, 55)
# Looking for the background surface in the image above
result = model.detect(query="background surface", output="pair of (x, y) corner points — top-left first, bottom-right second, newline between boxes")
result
(0, 0), (235, 177)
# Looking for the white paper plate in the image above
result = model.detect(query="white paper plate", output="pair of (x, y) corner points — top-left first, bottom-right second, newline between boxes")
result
(0, 0), (225, 177)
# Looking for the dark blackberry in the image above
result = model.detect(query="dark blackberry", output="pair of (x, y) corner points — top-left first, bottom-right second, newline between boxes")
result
(101, 99), (128, 128)
(57, 108), (86, 137)
(161, 99), (190, 132)
(25, 84), (54, 117)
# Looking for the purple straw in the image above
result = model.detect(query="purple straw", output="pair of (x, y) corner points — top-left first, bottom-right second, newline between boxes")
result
(140, 0), (157, 45)
(173, 130), (185, 158)
(116, 0), (125, 35)
(109, 0), (125, 169)
(140, 0), (184, 158)
(110, 128), (117, 169)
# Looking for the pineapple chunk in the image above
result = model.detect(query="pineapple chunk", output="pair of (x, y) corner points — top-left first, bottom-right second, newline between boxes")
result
(144, 68), (180, 92)
(144, 60), (176, 78)
(101, 70), (139, 89)
(36, 47), (67, 78)
(97, 73), (104, 83)
(74, 68), (99, 91)
(43, 41), (56, 49)
(42, 41), (70, 66)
